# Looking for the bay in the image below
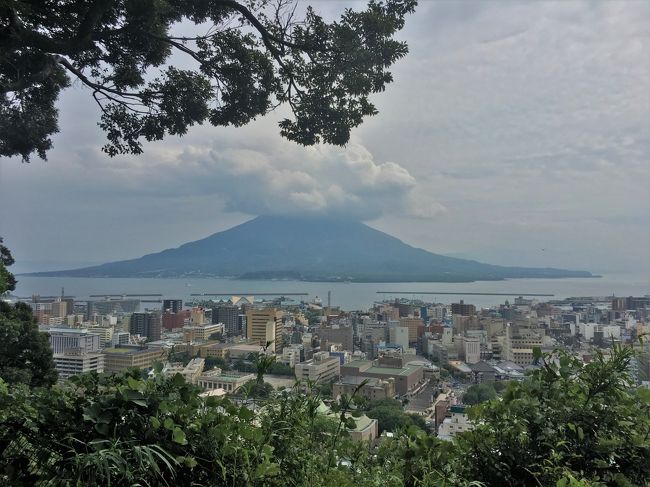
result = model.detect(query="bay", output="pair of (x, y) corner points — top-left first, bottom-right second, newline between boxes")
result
(13, 273), (650, 310)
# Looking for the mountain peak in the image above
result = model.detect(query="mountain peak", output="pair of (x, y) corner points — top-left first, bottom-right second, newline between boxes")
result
(29, 216), (593, 282)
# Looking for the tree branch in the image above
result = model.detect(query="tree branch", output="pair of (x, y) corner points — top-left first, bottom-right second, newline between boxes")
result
(215, 0), (309, 51)
(55, 55), (154, 99)
(0, 57), (57, 94)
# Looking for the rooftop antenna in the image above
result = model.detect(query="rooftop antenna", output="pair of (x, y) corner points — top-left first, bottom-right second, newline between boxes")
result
(327, 290), (331, 309)
(61, 287), (64, 300)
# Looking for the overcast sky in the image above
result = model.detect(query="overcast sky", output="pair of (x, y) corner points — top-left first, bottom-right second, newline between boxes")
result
(1, 0), (649, 276)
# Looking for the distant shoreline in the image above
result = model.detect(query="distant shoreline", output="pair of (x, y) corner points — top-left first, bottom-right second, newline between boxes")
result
(17, 273), (600, 283)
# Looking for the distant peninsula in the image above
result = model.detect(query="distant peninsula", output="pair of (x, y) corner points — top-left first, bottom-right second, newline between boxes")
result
(27, 216), (595, 282)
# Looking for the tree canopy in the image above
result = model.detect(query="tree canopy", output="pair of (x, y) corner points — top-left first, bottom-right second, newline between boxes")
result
(1, 0), (417, 161)
(0, 238), (16, 294)
(0, 242), (58, 387)
(0, 344), (648, 485)
(0, 300), (58, 388)
(462, 383), (497, 405)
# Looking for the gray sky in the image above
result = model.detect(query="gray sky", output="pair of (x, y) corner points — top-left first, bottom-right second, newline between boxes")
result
(1, 0), (649, 276)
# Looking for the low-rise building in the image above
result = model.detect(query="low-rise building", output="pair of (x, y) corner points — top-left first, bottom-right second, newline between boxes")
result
(182, 323), (224, 342)
(333, 376), (395, 401)
(163, 358), (205, 384)
(102, 346), (166, 373)
(437, 405), (473, 440)
(197, 370), (255, 393)
(294, 351), (341, 385)
(340, 357), (424, 395)
(53, 352), (104, 380)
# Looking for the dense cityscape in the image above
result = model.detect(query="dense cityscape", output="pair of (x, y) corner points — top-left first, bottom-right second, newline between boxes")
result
(7, 289), (650, 443)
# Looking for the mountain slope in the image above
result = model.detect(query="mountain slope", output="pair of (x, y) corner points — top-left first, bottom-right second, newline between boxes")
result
(29, 216), (594, 282)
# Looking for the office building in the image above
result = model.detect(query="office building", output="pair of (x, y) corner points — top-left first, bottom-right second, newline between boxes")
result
(340, 357), (424, 396)
(162, 299), (183, 313)
(246, 308), (284, 353)
(53, 352), (104, 380)
(317, 325), (354, 351)
(129, 312), (162, 342)
(294, 351), (341, 385)
(214, 304), (240, 336)
(182, 323), (224, 342)
(333, 376), (395, 401)
(48, 328), (104, 379)
(451, 300), (476, 317)
(102, 346), (166, 373)
(48, 327), (101, 354)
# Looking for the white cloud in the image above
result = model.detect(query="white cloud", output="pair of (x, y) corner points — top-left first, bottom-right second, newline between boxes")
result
(1, 0), (648, 275)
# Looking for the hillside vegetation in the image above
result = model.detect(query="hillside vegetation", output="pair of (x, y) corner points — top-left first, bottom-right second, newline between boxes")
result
(1, 341), (648, 486)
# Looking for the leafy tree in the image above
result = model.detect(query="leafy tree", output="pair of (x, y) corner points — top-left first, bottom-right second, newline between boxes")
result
(241, 378), (274, 398)
(1, 240), (58, 387)
(0, 300), (58, 388)
(462, 383), (496, 405)
(1, 0), (417, 161)
(268, 361), (294, 376)
(0, 237), (16, 294)
(455, 345), (650, 486)
(364, 398), (425, 434)
(204, 355), (229, 371)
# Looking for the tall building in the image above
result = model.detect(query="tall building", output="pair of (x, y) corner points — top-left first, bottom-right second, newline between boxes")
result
(399, 317), (423, 343)
(388, 326), (410, 353)
(48, 328), (104, 379)
(48, 327), (101, 354)
(162, 309), (190, 330)
(451, 300), (476, 317)
(316, 325), (354, 351)
(456, 335), (481, 364)
(162, 299), (183, 313)
(51, 299), (68, 319)
(246, 308), (284, 353)
(214, 305), (240, 336)
(129, 312), (162, 342)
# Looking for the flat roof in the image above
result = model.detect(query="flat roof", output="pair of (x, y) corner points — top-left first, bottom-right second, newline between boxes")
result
(348, 414), (375, 432)
(344, 360), (373, 368)
(103, 347), (156, 355)
(366, 364), (421, 376)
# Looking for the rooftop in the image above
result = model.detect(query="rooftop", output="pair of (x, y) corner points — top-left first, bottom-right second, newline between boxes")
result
(366, 364), (421, 376)
(103, 346), (154, 355)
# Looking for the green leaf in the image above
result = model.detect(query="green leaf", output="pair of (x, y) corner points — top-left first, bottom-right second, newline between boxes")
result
(150, 416), (161, 429)
(164, 417), (175, 430)
(637, 387), (650, 404)
(127, 376), (141, 390)
(172, 426), (187, 445)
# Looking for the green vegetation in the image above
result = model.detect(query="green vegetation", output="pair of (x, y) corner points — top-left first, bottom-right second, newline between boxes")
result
(0, 342), (648, 485)
(0, 242), (57, 388)
(456, 345), (650, 486)
(364, 398), (427, 434)
(0, 301), (58, 388)
(204, 356), (229, 371)
(462, 383), (497, 405)
(0, 238), (16, 294)
(1, 0), (416, 161)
